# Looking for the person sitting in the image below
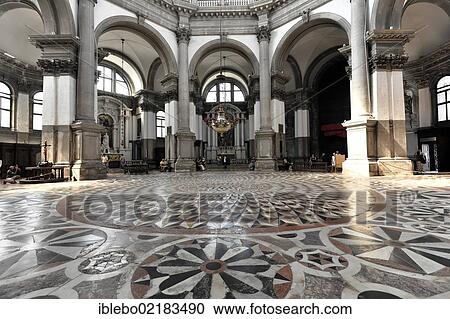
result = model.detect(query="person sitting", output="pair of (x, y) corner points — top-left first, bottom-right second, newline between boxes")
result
(249, 158), (256, 171)
(160, 159), (169, 172)
(196, 158), (206, 171)
(4, 165), (21, 184)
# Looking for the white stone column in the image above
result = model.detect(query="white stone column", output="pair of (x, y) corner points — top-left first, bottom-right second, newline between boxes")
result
(342, 0), (377, 177)
(368, 30), (414, 175)
(31, 35), (79, 168)
(295, 108), (310, 161)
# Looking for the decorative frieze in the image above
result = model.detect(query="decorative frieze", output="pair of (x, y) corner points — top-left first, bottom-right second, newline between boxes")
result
(136, 90), (165, 112)
(161, 73), (178, 102)
(256, 25), (271, 43)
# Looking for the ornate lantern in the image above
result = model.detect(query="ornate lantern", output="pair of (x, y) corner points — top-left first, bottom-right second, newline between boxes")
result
(206, 104), (240, 136)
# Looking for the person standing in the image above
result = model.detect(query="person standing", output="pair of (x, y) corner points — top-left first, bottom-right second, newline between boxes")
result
(331, 152), (336, 173)
(415, 149), (426, 174)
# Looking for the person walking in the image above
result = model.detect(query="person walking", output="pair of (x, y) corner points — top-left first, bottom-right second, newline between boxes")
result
(331, 152), (336, 173)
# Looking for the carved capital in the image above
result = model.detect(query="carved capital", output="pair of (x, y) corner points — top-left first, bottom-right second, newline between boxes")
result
(256, 25), (271, 43)
(370, 53), (409, 72)
(37, 58), (78, 76)
(176, 27), (191, 44)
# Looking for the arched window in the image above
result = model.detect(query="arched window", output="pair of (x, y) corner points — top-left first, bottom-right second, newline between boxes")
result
(0, 82), (12, 128)
(206, 82), (245, 103)
(437, 76), (450, 122)
(156, 111), (166, 138)
(32, 91), (43, 130)
(97, 65), (131, 95)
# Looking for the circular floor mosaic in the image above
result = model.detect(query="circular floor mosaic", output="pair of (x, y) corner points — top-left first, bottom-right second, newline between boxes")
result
(56, 172), (377, 234)
(131, 237), (295, 299)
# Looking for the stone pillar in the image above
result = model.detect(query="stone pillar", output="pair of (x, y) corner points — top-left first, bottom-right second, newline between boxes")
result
(30, 35), (79, 171)
(342, 0), (378, 177)
(255, 23), (275, 169)
(175, 26), (195, 170)
(368, 30), (414, 175)
(272, 71), (288, 159)
(70, 0), (106, 180)
(295, 105), (311, 162)
(136, 91), (160, 164)
(161, 73), (178, 165)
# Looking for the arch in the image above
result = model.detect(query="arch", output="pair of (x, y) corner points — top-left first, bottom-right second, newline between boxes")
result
(189, 38), (260, 78)
(303, 46), (346, 89)
(100, 48), (146, 91)
(0, 0), (75, 35)
(371, 0), (450, 30)
(147, 57), (162, 91)
(271, 12), (351, 74)
(202, 76), (249, 101)
(287, 55), (302, 89)
(202, 67), (249, 88)
(95, 16), (178, 76)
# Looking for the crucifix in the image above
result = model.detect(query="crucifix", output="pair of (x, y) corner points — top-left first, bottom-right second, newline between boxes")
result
(42, 140), (51, 163)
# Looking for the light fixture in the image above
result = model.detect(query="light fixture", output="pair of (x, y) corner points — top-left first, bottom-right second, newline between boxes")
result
(204, 2), (240, 137)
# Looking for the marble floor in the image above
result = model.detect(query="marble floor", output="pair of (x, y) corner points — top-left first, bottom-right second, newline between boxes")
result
(0, 171), (449, 299)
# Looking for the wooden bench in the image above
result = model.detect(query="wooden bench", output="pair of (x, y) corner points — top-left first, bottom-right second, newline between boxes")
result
(309, 161), (329, 172)
(123, 161), (149, 175)
(20, 165), (68, 184)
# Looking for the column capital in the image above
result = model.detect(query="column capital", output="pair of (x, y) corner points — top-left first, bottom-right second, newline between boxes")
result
(37, 58), (78, 76)
(338, 45), (352, 79)
(161, 72), (178, 103)
(256, 25), (271, 43)
(271, 71), (289, 100)
(367, 30), (415, 72)
(176, 27), (192, 44)
(136, 90), (164, 113)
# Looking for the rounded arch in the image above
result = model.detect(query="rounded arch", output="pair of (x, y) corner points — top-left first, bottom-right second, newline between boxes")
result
(95, 16), (178, 76)
(271, 12), (351, 73)
(189, 38), (260, 78)
(303, 46), (346, 89)
(202, 67), (249, 88)
(202, 76), (249, 101)
(371, 0), (450, 30)
(287, 55), (302, 89)
(0, 0), (75, 34)
(147, 57), (162, 91)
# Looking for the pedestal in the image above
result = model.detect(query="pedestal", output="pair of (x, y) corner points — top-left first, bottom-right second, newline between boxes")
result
(342, 118), (378, 177)
(255, 129), (275, 170)
(71, 121), (107, 181)
(175, 131), (196, 171)
(377, 159), (413, 176)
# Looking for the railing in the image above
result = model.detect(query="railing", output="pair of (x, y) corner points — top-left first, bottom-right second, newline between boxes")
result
(184, 0), (256, 7)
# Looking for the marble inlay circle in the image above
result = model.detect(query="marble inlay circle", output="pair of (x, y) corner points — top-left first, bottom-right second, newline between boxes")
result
(131, 237), (295, 299)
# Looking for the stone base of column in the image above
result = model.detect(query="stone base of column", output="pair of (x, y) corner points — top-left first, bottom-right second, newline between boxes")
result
(141, 138), (156, 160)
(377, 159), (413, 176)
(71, 121), (107, 181)
(248, 140), (255, 158)
(175, 131), (196, 171)
(342, 159), (379, 177)
(255, 129), (275, 170)
(342, 118), (377, 177)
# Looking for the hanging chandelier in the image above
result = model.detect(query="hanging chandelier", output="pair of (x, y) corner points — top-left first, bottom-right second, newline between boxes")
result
(206, 104), (240, 136)
(204, 1), (240, 137)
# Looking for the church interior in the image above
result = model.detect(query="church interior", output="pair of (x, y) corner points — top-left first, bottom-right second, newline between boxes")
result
(0, 0), (449, 299)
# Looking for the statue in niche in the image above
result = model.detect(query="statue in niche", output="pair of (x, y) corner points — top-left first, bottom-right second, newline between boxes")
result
(101, 133), (110, 154)
(404, 89), (417, 129)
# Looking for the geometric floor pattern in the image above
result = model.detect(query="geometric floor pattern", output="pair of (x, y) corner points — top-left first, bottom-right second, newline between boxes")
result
(0, 171), (449, 299)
